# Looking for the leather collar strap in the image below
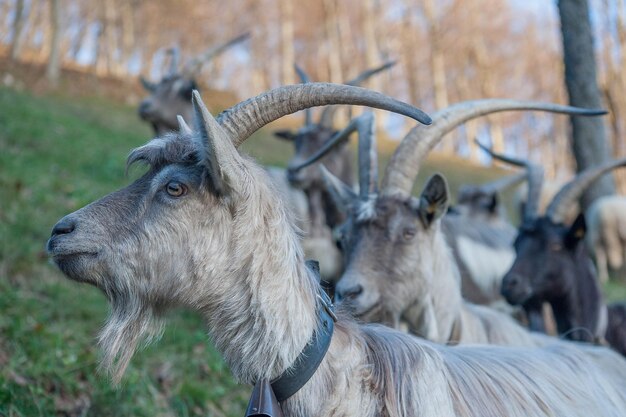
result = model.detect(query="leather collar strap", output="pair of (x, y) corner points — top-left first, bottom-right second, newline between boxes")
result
(270, 262), (337, 403)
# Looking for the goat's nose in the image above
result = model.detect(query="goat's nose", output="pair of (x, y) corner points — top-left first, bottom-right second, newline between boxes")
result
(51, 218), (76, 237)
(501, 273), (520, 295)
(336, 285), (363, 302)
(138, 100), (151, 116)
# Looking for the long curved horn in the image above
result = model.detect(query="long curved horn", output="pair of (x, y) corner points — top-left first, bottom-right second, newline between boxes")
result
(357, 112), (378, 198)
(289, 113), (369, 171)
(546, 158), (626, 224)
(289, 113), (377, 198)
(294, 64), (313, 126)
(182, 33), (251, 78)
(380, 99), (606, 198)
(479, 171), (527, 194)
(319, 61), (396, 128)
(216, 83), (432, 148)
(294, 64), (311, 84)
(476, 139), (545, 222)
(167, 47), (180, 76)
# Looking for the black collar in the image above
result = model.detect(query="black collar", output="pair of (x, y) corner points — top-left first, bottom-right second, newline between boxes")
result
(270, 261), (337, 402)
(245, 261), (337, 417)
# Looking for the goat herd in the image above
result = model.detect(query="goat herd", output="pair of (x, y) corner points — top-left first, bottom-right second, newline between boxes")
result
(46, 34), (626, 416)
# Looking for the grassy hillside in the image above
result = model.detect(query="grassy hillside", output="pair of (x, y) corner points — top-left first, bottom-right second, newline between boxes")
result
(1, 86), (624, 416)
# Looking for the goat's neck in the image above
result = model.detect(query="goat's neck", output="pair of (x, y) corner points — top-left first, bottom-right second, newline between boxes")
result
(199, 179), (319, 385)
(550, 250), (605, 340)
(406, 226), (463, 343)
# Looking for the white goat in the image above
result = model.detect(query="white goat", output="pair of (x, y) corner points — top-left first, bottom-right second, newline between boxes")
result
(47, 87), (626, 416)
(586, 195), (626, 283)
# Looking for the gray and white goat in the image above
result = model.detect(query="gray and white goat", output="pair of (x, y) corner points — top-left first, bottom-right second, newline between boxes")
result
(47, 86), (626, 417)
(276, 62), (395, 282)
(444, 173), (525, 305)
(275, 62), (395, 231)
(323, 100), (605, 345)
(138, 33), (250, 135)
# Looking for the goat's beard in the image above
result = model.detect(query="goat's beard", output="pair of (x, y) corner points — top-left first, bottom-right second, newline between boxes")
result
(97, 292), (164, 383)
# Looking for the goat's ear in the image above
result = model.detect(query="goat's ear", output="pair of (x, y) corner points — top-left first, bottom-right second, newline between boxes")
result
(192, 90), (239, 196)
(274, 130), (296, 141)
(565, 213), (586, 249)
(140, 76), (157, 92)
(320, 165), (356, 212)
(416, 174), (449, 228)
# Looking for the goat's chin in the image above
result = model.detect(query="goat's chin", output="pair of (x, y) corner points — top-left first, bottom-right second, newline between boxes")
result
(502, 288), (531, 306)
(52, 253), (101, 285)
(342, 299), (384, 322)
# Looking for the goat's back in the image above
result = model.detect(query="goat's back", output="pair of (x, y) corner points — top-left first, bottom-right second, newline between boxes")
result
(607, 302), (626, 356)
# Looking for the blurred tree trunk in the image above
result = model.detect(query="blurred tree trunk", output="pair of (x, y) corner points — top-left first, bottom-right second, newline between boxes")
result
(120, 0), (136, 77)
(23, 1), (45, 57)
(279, 0), (295, 85)
(363, 0), (389, 128)
(557, 0), (614, 208)
(323, 0), (343, 84)
(401, 8), (419, 105)
(46, 0), (61, 87)
(423, 0), (450, 151)
(9, 0), (26, 61)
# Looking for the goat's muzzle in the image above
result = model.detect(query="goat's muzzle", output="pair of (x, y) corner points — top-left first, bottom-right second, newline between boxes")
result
(335, 284), (363, 302)
(138, 100), (154, 120)
(500, 272), (532, 305)
(47, 215), (100, 284)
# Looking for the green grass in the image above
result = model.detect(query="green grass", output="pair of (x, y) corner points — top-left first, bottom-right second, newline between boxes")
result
(1, 86), (625, 416)
(0, 87), (251, 416)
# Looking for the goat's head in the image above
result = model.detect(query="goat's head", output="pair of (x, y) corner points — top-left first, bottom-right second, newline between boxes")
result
(138, 73), (198, 135)
(277, 124), (340, 188)
(277, 62), (395, 189)
(321, 101), (606, 327)
(331, 172), (450, 326)
(47, 83), (431, 381)
(455, 172), (525, 223)
(502, 214), (587, 305)
(139, 34), (250, 136)
(498, 158), (626, 305)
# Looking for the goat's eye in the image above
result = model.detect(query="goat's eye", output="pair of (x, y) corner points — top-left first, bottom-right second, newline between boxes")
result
(402, 228), (416, 241)
(165, 181), (187, 197)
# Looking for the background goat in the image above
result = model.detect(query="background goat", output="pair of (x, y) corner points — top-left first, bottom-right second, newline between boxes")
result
(488, 147), (626, 354)
(275, 62), (394, 230)
(586, 195), (626, 283)
(47, 86), (626, 417)
(444, 173), (525, 305)
(275, 62), (395, 282)
(138, 33), (250, 135)
(322, 100), (603, 346)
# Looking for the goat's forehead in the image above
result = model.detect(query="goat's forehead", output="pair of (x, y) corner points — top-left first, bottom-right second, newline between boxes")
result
(355, 196), (414, 225)
(129, 134), (200, 169)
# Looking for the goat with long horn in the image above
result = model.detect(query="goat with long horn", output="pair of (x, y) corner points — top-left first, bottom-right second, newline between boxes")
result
(275, 62), (397, 231)
(138, 33), (250, 136)
(498, 153), (626, 352)
(48, 86), (626, 416)
(324, 99), (605, 345)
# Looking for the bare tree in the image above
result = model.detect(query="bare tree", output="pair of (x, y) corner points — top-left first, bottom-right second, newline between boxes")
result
(279, 0), (295, 85)
(9, 0), (26, 60)
(46, 0), (61, 87)
(558, 0), (615, 208)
